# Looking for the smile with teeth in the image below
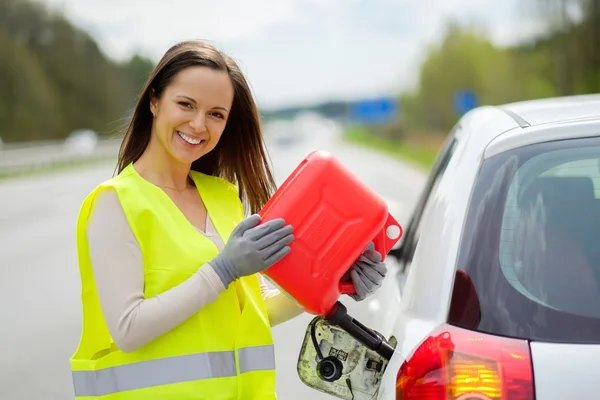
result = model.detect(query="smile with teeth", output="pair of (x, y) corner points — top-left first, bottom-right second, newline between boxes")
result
(177, 131), (205, 145)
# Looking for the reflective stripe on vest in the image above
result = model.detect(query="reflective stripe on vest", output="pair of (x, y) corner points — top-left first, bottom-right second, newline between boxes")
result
(72, 344), (275, 397)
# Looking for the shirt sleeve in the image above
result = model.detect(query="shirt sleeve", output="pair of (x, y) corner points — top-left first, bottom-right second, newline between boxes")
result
(257, 273), (305, 327)
(86, 188), (227, 353)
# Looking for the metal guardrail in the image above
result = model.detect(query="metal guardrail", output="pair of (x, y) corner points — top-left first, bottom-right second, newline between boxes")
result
(0, 138), (122, 178)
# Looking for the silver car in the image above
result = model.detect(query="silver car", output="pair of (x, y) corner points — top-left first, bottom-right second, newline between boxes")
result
(374, 94), (600, 399)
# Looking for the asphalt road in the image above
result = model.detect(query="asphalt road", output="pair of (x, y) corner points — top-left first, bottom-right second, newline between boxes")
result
(0, 117), (426, 399)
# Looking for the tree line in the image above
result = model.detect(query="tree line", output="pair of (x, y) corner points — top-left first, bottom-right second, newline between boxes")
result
(266, 1), (600, 142)
(3, 0), (598, 144)
(0, 0), (154, 143)
(398, 0), (600, 136)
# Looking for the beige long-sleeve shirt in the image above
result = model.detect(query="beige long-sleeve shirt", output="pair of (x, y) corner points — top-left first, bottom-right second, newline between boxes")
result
(86, 189), (304, 353)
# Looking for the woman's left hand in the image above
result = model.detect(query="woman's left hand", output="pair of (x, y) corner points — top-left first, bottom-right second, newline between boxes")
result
(347, 243), (388, 301)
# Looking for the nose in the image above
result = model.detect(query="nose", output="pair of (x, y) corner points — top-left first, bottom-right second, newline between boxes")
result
(189, 113), (207, 133)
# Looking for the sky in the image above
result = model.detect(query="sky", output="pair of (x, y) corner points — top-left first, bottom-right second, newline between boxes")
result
(39, 0), (546, 109)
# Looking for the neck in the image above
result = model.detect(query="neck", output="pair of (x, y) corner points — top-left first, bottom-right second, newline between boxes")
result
(134, 135), (192, 191)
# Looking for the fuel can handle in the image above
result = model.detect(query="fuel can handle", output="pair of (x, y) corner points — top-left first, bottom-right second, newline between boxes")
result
(372, 213), (403, 262)
(339, 281), (356, 295)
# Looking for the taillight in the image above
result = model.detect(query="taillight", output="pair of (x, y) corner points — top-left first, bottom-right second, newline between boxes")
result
(396, 324), (534, 400)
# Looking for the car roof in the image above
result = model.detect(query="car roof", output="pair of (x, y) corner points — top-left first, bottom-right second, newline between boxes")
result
(477, 95), (600, 159)
(454, 94), (600, 158)
(499, 94), (600, 127)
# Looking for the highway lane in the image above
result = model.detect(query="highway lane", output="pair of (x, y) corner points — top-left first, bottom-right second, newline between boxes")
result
(0, 119), (426, 399)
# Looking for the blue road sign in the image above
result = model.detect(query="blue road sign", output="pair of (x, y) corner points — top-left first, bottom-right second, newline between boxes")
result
(454, 90), (478, 116)
(350, 97), (399, 125)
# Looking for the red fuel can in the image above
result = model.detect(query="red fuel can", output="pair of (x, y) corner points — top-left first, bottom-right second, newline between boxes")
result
(259, 150), (403, 316)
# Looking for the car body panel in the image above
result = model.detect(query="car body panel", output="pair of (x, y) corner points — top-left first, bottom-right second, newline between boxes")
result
(375, 96), (600, 399)
(485, 117), (600, 159)
(529, 342), (600, 399)
(376, 106), (520, 398)
(500, 93), (600, 126)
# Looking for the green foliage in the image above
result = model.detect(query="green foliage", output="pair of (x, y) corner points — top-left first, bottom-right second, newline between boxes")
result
(344, 126), (438, 169)
(398, 2), (600, 134)
(398, 24), (559, 132)
(0, 0), (155, 143)
(0, 30), (62, 141)
(261, 100), (351, 122)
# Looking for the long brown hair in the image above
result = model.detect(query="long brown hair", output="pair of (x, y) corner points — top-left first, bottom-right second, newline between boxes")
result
(116, 40), (277, 215)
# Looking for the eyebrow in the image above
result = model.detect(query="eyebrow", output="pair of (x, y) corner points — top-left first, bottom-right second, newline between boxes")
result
(175, 95), (229, 112)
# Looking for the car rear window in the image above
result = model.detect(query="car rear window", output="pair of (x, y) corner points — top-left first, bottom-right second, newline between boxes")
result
(451, 136), (600, 343)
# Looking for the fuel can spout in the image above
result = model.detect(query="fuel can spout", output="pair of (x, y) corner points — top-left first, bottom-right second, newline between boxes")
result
(325, 301), (395, 360)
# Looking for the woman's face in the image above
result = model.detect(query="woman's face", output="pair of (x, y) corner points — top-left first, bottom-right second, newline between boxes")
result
(149, 66), (234, 165)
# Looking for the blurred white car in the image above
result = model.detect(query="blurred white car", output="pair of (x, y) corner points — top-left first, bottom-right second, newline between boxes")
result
(265, 120), (299, 146)
(64, 129), (98, 155)
(375, 94), (600, 399)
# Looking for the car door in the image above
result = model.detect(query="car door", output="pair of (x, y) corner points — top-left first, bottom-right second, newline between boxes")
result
(390, 131), (459, 292)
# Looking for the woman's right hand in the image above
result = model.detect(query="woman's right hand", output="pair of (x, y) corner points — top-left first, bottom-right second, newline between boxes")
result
(209, 214), (294, 287)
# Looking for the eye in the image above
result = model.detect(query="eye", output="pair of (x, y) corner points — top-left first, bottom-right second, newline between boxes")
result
(210, 112), (225, 119)
(178, 101), (193, 109)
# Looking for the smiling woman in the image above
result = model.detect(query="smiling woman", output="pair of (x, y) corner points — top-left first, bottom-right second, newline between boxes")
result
(148, 67), (233, 163)
(69, 40), (389, 400)
(70, 40), (298, 399)
(117, 41), (274, 214)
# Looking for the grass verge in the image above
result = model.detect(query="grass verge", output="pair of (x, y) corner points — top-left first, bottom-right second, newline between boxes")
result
(344, 127), (440, 170)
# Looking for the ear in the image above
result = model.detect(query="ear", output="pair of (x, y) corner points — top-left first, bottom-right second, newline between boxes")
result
(149, 88), (158, 117)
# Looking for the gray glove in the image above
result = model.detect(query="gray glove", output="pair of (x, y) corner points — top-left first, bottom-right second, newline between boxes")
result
(347, 243), (387, 301)
(210, 214), (294, 287)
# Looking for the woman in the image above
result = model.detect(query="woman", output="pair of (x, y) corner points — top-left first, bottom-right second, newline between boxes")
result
(70, 40), (387, 399)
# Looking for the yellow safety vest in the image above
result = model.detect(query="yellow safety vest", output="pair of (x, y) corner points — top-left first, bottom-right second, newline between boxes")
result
(70, 163), (277, 399)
